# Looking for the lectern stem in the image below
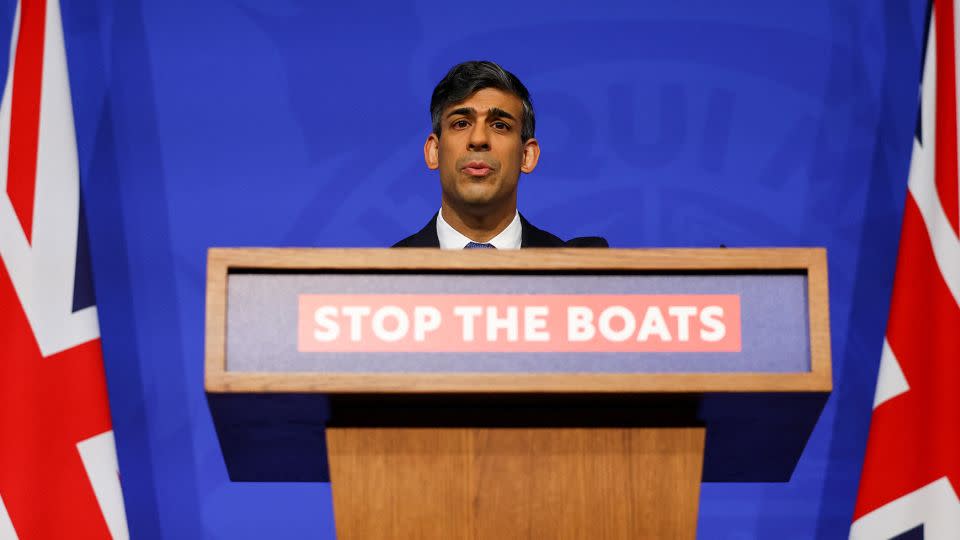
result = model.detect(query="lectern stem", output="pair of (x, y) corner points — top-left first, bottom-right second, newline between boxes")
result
(327, 426), (705, 539)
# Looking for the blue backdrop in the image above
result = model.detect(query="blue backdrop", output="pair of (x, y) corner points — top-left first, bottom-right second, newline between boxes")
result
(1, 0), (927, 537)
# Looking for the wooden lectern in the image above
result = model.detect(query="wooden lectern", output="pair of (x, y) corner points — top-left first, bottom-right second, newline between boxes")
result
(205, 248), (831, 539)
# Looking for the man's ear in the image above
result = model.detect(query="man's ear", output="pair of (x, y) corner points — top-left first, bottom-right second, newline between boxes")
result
(424, 134), (440, 170)
(520, 138), (540, 173)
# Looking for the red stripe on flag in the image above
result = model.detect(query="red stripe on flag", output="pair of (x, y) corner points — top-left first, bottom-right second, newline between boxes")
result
(0, 257), (114, 537)
(935, 0), (960, 236)
(852, 193), (960, 519)
(5, 0), (46, 243)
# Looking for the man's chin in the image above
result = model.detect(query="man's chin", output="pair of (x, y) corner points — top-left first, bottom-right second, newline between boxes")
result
(455, 188), (500, 207)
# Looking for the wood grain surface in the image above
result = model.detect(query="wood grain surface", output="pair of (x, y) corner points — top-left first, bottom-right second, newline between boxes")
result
(327, 426), (706, 540)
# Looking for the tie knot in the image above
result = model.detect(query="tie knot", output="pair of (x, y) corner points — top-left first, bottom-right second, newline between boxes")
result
(464, 242), (496, 249)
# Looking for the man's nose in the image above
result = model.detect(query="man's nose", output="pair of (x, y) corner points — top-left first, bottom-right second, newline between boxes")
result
(467, 123), (490, 151)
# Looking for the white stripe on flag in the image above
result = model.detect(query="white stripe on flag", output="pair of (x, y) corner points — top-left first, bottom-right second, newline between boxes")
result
(872, 339), (909, 409)
(76, 431), (129, 540)
(908, 159), (960, 307)
(0, 493), (19, 539)
(851, 477), (960, 540)
(0, 1), (19, 195)
(909, 10), (960, 308)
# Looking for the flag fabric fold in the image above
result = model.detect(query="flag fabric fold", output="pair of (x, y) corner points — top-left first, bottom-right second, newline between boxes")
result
(0, 0), (129, 538)
(851, 1), (960, 538)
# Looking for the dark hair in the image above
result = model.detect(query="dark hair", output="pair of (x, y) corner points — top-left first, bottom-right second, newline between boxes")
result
(430, 61), (535, 142)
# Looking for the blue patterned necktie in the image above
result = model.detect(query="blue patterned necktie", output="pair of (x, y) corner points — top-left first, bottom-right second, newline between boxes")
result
(464, 242), (496, 249)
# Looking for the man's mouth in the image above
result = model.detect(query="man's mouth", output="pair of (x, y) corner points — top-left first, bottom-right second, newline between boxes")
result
(462, 161), (493, 177)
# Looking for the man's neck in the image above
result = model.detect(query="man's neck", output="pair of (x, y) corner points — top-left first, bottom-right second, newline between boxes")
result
(440, 201), (517, 243)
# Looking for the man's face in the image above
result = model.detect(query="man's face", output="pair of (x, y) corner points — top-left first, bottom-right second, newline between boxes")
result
(424, 88), (540, 215)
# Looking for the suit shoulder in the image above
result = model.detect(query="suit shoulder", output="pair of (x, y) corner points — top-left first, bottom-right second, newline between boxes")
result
(519, 214), (564, 247)
(564, 236), (609, 248)
(391, 214), (440, 248)
(391, 235), (419, 248)
(520, 213), (608, 248)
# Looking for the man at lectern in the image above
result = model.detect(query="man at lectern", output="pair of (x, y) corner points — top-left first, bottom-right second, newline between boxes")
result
(393, 60), (608, 249)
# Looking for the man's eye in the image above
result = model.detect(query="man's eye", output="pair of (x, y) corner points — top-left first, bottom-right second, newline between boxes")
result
(453, 120), (469, 129)
(492, 121), (509, 130)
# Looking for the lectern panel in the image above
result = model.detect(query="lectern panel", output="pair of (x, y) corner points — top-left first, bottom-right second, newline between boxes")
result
(226, 272), (809, 374)
(205, 248), (830, 393)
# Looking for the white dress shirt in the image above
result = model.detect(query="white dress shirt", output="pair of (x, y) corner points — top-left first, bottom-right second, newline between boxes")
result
(436, 209), (522, 249)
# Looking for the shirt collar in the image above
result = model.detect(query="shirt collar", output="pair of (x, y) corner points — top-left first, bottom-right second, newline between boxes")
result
(436, 209), (522, 250)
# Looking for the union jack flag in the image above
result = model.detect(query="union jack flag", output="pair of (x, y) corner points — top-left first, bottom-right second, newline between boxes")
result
(0, 0), (128, 537)
(851, 1), (960, 538)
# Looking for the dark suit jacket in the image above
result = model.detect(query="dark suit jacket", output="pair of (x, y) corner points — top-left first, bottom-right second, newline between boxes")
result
(392, 213), (608, 248)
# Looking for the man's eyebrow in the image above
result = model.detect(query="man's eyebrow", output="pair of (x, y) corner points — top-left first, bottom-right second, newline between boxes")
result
(486, 108), (517, 121)
(446, 107), (476, 118)
(445, 107), (517, 121)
